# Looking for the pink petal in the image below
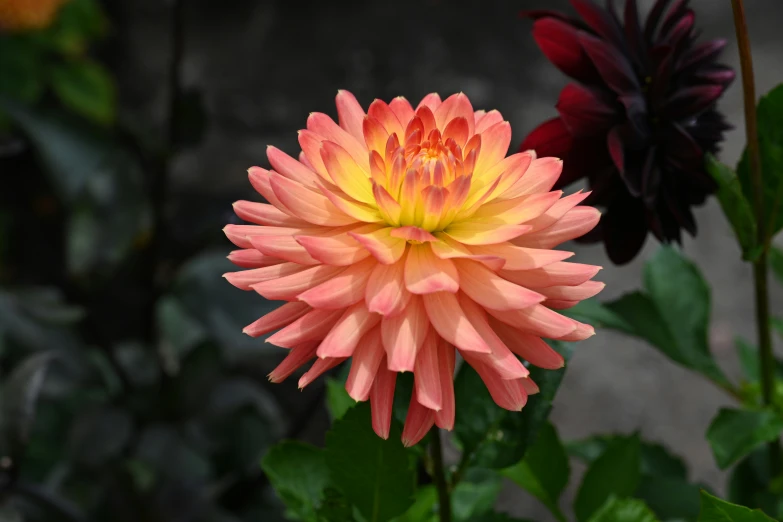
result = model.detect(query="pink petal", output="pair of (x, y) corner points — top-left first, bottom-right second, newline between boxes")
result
(269, 173), (358, 227)
(470, 190), (562, 225)
(268, 342), (319, 383)
(455, 259), (544, 311)
(299, 356), (347, 389)
(490, 318), (565, 369)
(389, 96), (415, 128)
(390, 226), (438, 242)
(297, 257), (376, 309)
(402, 394), (436, 447)
(442, 116), (470, 149)
(308, 112), (370, 172)
(368, 99), (405, 139)
(345, 325), (385, 401)
(251, 265), (345, 301)
(363, 116), (390, 154)
(414, 331), (442, 410)
(317, 303), (381, 358)
(366, 258), (412, 317)
(431, 234), (506, 271)
(422, 292), (491, 353)
(381, 297), (430, 372)
(267, 308), (344, 348)
(248, 235), (321, 265)
(243, 302), (312, 338)
(475, 109), (503, 133)
(469, 243), (573, 270)
(319, 181), (384, 223)
(524, 191), (591, 232)
(473, 121), (511, 177)
(500, 261), (601, 287)
(416, 93), (442, 112)
(462, 355), (528, 411)
(405, 244), (459, 295)
(503, 157), (563, 199)
(459, 295), (530, 379)
(513, 207), (602, 249)
(336, 90), (366, 142)
(536, 280), (605, 301)
(434, 339), (456, 430)
(434, 93), (475, 137)
(228, 249), (285, 269)
(370, 358), (397, 439)
(267, 145), (320, 189)
(555, 321), (595, 341)
(224, 262), (306, 290)
(295, 224), (382, 266)
(488, 304), (577, 339)
(350, 228), (408, 265)
(298, 130), (331, 180)
(233, 201), (308, 227)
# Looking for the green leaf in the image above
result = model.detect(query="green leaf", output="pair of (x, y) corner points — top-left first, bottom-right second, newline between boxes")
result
(728, 447), (778, 516)
(635, 475), (702, 521)
(642, 246), (727, 384)
(261, 441), (330, 521)
(453, 468), (503, 521)
(326, 377), (356, 421)
(707, 408), (783, 469)
(0, 352), (56, 462)
(0, 38), (44, 103)
(574, 435), (642, 522)
(705, 154), (758, 259)
(390, 486), (437, 522)
(737, 84), (783, 240)
(454, 342), (573, 469)
(699, 491), (776, 521)
(735, 337), (783, 383)
(50, 60), (115, 124)
(587, 497), (660, 522)
(501, 423), (568, 521)
(581, 247), (727, 386)
(325, 403), (414, 521)
(40, 0), (106, 55)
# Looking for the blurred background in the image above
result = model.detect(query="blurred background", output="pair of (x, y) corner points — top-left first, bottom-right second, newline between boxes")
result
(1, 0), (782, 520)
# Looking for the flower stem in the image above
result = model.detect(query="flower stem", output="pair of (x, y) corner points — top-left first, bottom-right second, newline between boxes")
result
(430, 428), (452, 522)
(731, 0), (782, 475)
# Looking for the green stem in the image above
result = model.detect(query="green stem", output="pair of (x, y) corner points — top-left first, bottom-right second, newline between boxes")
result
(730, 0), (782, 475)
(430, 428), (452, 522)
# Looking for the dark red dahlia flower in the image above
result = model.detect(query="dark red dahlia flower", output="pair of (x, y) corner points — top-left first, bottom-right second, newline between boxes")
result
(520, 0), (734, 264)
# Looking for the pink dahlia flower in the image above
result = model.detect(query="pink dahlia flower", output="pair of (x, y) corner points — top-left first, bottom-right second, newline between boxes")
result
(224, 91), (603, 446)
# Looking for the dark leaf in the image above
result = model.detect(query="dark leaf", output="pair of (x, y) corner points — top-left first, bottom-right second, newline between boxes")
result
(728, 447), (778, 517)
(0, 352), (55, 462)
(454, 343), (573, 469)
(635, 475), (702, 521)
(501, 423), (568, 521)
(325, 377), (356, 421)
(0, 39), (44, 103)
(325, 403), (414, 522)
(574, 435), (642, 522)
(705, 154), (758, 260)
(452, 468), (503, 521)
(737, 84), (783, 240)
(40, 0), (107, 54)
(587, 497), (659, 522)
(707, 408), (783, 469)
(770, 246), (783, 285)
(68, 406), (133, 468)
(390, 486), (437, 522)
(698, 491), (776, 521)
(567, 435), (687, 479)
(50, 60), (115, 124)
(261, 441), (330, 521)
(0, 286), (83, 351)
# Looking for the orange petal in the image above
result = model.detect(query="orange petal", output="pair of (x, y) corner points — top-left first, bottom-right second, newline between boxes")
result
(414, 331), (442, 410)
(402, 394), (436, 447)
(455, 259), (544, 311)
(299, 356), (347, 389)
(251, 265), (345, 301)
(224, 262), (306, 290)
(445, 222), (531, 246)
(513, 207), (601, 249)
(320, 141), (375, 205)
(308, 112), (370, 172)
(267, 308), (343, 348)
(434, 338), (456, 430)
(269, 173), (358, 227)
(536, 280), (605, 301)
(473, 121), (511, 177)
(297, 258), (376, 309)
(268, 342), (319, 383)
(469, 243), (573, 270)
(243, 302), (311, 338)
(267, 145), (320, 189)
(434, 93), (475, 136)
(370, 357), (397, 439)
(228, 249), (285, 269)
(350, 227), (407, 265)
(248, 235), (321, 265)
(366, 258), (412, 317)
(490, 318), (565, 369)
(345, 326), (385, 401)
(488, 304), (577, 339)
(503, 157), (563, 199)
(389, 96), (415, 128)
(336, 90), (366, 142)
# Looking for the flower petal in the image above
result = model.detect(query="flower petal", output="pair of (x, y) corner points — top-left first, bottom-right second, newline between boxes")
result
(414, 331), (442, 410)
(308, 112), (370, 172)
(434, 93), (475, 136)
(468, 243), (573, 270)
(296, 224), (382, 266)
(455, 259), (544, 311)
(345, 326), (384, 401)
(473, 121), (511, 177)
(228, 249), (286, 269)
(267, 308), (344, 348)
(366, 258), (412, 317)
(268, 342), (319, 383)
(504, 157), (564, 199)
(243, 302), (311, 338)
(500, 261), (602, 287)
(251, 265), (345, 301)
(513, 206), (601, 249)
(370, 358), (397, 439)
(405, 243), (459, 295)
(536, 280), (605, 300)
(434, 339), (456, 430)
(299, 356), (347, 389)
(267, 145), (320, 189)
(490, 318), (565, 369)
(422, 292), (491, 353)
(381, 296), (429, 372)
(297, 258), (377, 309)
(351, 227), (408, 265)
(248, 234), (321, 265)
(445, 222), (531, 246)
(317, 303), (381, 358)
(402, 394), (436, 447)
(488, 304), (577, 339)
(233, 200), (308, 227)
(320, 141), (375, 205)
(224, 262), (306, 290)
(336, 90), (366, 142)
(269, 173), (358, 227)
